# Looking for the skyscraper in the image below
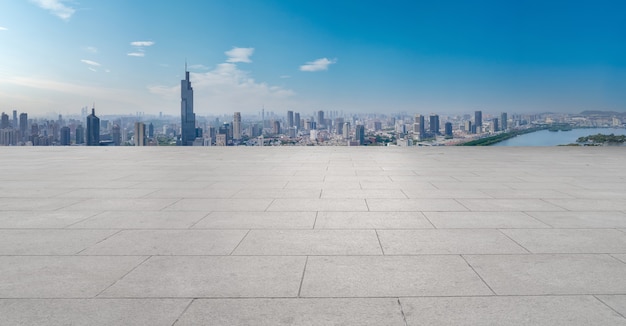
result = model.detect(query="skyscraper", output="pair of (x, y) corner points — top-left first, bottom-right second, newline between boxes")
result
(493, 118), (500, 132)
(86, 108), (100, 146)
(180, 65), (196, 146)
(474, 110), (482, 134)
(317, 110), (324, 128)
(501, 112), (508, 131)
(294, 112), (301, 130)
(287, 110), (294, 128)
(60, 126), (70, 145)
(355, 124), (365, 145)
(429, 114), (440, 135)
(19, 113), (27, 142)
(0, 113), (9, 129)
(75, 125), (85, 144)
(112, 124), (121, 146)
(12, 110), (17, 129)
(414, 115), (425, 138)
(134, 122), (145, 146)
(233, 112), (242, 140)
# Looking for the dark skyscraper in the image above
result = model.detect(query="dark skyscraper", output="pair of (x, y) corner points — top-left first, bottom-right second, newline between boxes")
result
(355, 124), (365, 145)
(180, 65), (196, 146)
(19, 113), (27, 141)
(414, 114), (425, 138)
(0, 112), (9, 129)
(287, 110), (294, 128)
(429, 114), (440, 135)
(12, 110), (18, 129)
(294, 112), (301, 130)
(317, 110), (324, 128)
(148, 123), (154, 138)
(86, 108), (100, 146)
(75, 125), (85, 144)
(501, 112), (508, 131)
(493, 118), (500, 132)
(60, 126), (70, 145)
(474, 110), (483, 134)
(444, 122), (453, 137)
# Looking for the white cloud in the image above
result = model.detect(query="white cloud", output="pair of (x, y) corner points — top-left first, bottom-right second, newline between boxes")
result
(225, 47), (254, 63)
(88, 67), (97, 72)
(0, 27), (7, 31)
(189, 64), (210, 70)
(300, 58), (337, 72)
(31, 0), (75, 21)
(149, 59), (295, 113)
(84, 46), (97, 53)
(130, 41), (155, 47)
(127, 52), (145, 57)
(80, 59), (101, 66)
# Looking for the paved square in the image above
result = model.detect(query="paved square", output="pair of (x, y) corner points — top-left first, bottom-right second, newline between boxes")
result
(1, 147), (625, 324)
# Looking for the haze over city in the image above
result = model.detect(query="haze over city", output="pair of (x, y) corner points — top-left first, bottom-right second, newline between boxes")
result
(1, 0), (625, 116)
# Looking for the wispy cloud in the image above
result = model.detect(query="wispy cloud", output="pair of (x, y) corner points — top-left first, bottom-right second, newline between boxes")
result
(88, 67), (97, 72)
(0, 27), (7, 31)
(80, 59), (101, 66)
(130, 41), (155, 47)
(149, 49), (295, 112)
(225, 47), (254, 63)
(84, 46), (97, 53)
(300, 58), (337, 72)
(30, 0), (75, 21)
(128, 41), (154, 58)
(280, 75), (291, 79)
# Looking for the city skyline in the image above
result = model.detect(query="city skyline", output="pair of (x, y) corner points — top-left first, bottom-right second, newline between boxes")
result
(1, 0), (625, 116)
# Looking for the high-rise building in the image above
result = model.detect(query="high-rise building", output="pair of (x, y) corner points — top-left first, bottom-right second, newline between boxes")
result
(134, 122), (145, 146)
(19, 113), (27, 142)
(317, 110), (324, 128)
(60, 126), (70, 145)
(335, 118), (344, 134)
(148, 123), (154, 138)
(273, 120), (281, 135)
(493, 118), (500, 132)
(75, 125), (85, 144)
(12, 110), (18, 129)
(355, 124), (365, 145)
(374, 121), (382, 131)
(429, 114), (440, 135)
(414, 115), (425, 138)
(180, 65), (196, 146)
(0, 113), (9, 129)
(294, 112), (301, 130)
(112, 124), (121, 146)
(474, 110), (483, 134)
(86, 108), (100, 146)
(233, 112), (242, 140)
(287, 110), (294, 128)
(464, 121), (472, 134)
(501, 112), (508, 131)
(343, 122), (351, 139)
(444, 122), (453, 137)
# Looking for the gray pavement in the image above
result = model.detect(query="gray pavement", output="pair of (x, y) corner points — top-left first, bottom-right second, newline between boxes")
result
(1, 146), (625, 325)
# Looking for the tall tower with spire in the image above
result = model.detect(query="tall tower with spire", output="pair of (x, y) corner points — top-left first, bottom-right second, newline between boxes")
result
(86, 105), (100, 146)
(180, 63), (196, 146)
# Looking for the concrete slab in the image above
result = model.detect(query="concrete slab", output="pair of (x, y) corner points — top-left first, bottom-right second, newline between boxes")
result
(176, 298), (406, 326)
(366, 199), (468, 212)
(0, 299), (190, 326)
(0, 211), (100, 228)
(80, 229), (248, 255)
(163, 198), (272, 211)
(401, 296), (626, 326)
(457, 199), (566, 211)
(527, 211), (626, 228)
(193, 211), (316, 229)
(300, 255), (493, 297)
(101, 256), (306, 298)
(61, 198), (179, 211)
(233, 230), (383, 255)
(596, 295), (626, 318)
(424, 211), (550, 228)
(267, 199), (368, 211)
(0, 256), (145, 298)
(69, 211), (209, 229)
(465, 254), (626, 295)
(501, 229), (626, 254)
(315, 211), (433, 229)
(0, 229), (117, 255)
(377, 229), (528, 254)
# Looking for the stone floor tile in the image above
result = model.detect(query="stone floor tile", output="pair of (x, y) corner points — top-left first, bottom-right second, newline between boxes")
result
(320, 189), (407, 199)
(596, 295), (626, 318)
(0, 229), (117, 255)
(231, 189), (322, 199)
(233, 230), (382, 255)
(402, 189), (493, 199)
(163, 198), (273, 211)
(457, 199), (566, 211)
(143, 188), (239, 199)
(0, 256), (146, 298)
(0, 211), (100, 228)
(100, 256), (306, 298)
(80, 229), (248, 255)
(315, 211), (433, 229)
(55, 188), (158, 199)
(69, 211), (209, 229)
(300, 256), (492, 297)
(267, 199), (368, 212)
(378, 229), (528, 254)
(366, 199), (468, 212)
(613, 254), (626, 264)
(481, 189), (574, 199)
(545, 199), (626, 211)
(61, 198), (179, 211)
(0, 198), (83, 211)
(424, 211), (550, 228)
(526, 211), (626, 228)
(401, 296), (626, 326)
(176, 298), (406, 326)
(192, 211), (316, 229)
(465, 254), (626, 295)
(501, 229), (626, 254)
(0, 299), (190, 326)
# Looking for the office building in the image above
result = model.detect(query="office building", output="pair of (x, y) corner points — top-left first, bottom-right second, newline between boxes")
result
(75, 125), (85, 144)
(414, 115), (425, 138)
(464, 121), (472, 134)
(19, 113), (27, 142)
(355, 124), (365, 145)
(501, 112), (508, 131)
(112, 125), (121, 146)
(273, 120), (281, 135)
(134, 122), (146, 146)
(86, 108), (100, 146)
(474, 110), (482, 134)
(233, 112), (242, 140)
(444, 122), (453, 137)
(493, 118), (500, 132)
(12, 110), (17, 128)
(294, 112), (301, 130)
(180, 65), (196, 146)
(317, 110), (324, 128)
(343, 122), (350, 139)
(148, 123), (154, 138)
(287, 110), (294, 128)
(60, 126), (70, 145)
(429, 114), (440, 135)
(0, 113), (9, 129)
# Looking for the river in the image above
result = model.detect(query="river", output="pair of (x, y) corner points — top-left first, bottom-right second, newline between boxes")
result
(491, 128), (626, 146)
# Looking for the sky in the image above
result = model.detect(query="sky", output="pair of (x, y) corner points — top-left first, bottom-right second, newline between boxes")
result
(0, 0), (625, 117)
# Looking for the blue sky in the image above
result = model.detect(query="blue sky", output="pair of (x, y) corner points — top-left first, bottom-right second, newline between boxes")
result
(0, 0), (625, 117)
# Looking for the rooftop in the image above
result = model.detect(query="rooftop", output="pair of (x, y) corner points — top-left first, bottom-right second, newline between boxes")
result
(1, 147), (625, 325)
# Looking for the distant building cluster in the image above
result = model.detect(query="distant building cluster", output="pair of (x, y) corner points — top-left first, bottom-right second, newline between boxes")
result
(2, 67), (624, 147)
